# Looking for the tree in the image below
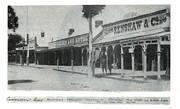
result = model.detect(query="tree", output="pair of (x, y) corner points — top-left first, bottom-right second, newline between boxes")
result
(82, 5), (105, 77)
(8, 34), (24, 51)
(8, 6), (19, 32)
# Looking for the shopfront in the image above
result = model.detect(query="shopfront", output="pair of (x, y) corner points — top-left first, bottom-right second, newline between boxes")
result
(93, 8), (170, 79)
(34, 8), (170, 79)
(37, 33), (89, 66)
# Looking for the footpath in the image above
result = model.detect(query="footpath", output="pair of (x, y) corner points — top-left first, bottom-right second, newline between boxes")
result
(8, 63), (170, 91)
(8, 63), (161, 83)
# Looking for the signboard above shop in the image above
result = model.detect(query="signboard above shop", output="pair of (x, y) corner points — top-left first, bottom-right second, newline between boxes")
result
(103, 9), (170, 37)
(48, 33), (89, 49)
(16, 37), (37, 51)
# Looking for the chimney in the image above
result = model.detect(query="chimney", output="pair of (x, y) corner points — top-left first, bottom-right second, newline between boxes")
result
(68, 28), (75, 36)
(41, 32), (45, 37)
(95, 20), (103, 28)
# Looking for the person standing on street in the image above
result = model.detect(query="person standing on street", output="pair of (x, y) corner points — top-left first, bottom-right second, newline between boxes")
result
(108, 59), (112, 75)
(108, 52), (113, 75)
(101, 51), (107, 75)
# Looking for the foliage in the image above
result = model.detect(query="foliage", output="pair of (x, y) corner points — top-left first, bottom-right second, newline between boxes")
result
(8, 6), (19, 32)
(82, 5), (105, 19)
(8, 34), (24, 51)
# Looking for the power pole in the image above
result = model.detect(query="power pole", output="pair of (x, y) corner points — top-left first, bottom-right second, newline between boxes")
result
(71, 47), (74, 72)
(26, 7), (29, 66)
(26, 34), (29, 66)
(34, 36), (37, 64)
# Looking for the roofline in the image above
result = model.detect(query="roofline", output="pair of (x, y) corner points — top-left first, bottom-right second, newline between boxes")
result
(103, 8), (169, 28)
(49, 33), (89, 43)
(93, 31), (170, 46)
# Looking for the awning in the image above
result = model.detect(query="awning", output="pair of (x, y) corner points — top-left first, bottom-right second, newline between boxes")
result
(93, 28), (170, 45)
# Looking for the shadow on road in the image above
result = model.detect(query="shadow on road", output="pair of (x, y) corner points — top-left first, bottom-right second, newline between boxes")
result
(95, 73), (147, 83)
(95, 73), (121, 78)
(54, 69), (147, 83)
(8, 79), (36, 85)
(54, 69), (87, 76)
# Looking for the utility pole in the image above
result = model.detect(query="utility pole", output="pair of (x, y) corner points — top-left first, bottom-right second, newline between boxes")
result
(26, 7), (29, 66)
(71, 47), (74, 72)
(26, 34), (29, 66)
(26, 6), (29, 66)
(34, 36), (37, 64)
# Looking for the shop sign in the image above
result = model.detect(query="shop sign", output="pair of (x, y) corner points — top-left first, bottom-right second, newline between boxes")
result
(28, 42), (36, 50)
(129, 48), (134, 53)
(16, 38), (36, 50)
(56, 39), (68, 48)
(51, 34), (89, 49)
(48, 42), (56, 49)
(16, 47), (24, 50)
(113, 13), (168, 35)
(74, 34), (88, 44)
(103, 11), (169, 36)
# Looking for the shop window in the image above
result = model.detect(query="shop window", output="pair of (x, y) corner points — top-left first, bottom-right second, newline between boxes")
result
(123, 47), (132, 70)
(160, 45), (170, 71)
(146, 44), (157, 71)
(114, 45), (121, 69)
(134, 45), (143, 70)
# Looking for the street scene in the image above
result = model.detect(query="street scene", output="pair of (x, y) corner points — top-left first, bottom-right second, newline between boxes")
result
(8, 5), (170, 91)
(8, 64), (169, 91)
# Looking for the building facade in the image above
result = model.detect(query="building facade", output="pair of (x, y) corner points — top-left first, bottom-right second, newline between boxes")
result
(34, 8), (170, 79)
(36, 33), (89, 66)
(93, 8), (170, 79)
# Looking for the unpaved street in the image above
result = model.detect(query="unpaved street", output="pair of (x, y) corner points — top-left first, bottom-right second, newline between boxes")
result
(8, 65), (170, 91)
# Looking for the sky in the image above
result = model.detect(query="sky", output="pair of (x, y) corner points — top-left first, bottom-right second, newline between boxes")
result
(10, 5), (169, 46)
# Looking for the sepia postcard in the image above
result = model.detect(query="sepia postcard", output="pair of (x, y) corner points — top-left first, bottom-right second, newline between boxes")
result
(5, 4), (172, 107)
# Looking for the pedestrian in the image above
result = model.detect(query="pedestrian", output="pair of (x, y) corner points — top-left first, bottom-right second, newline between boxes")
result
(108, 60), (112, 75)
(108, 52), (113, 75)
(101, 51), (107, 74)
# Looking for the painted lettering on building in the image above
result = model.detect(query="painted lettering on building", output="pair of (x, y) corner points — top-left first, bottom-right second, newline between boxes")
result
(48, 33), (89, 49)
(103, 11), (169, 36)
(113, 13), (168, 34)
(114, 20), (143, 34)
(75, 34), (88, 44)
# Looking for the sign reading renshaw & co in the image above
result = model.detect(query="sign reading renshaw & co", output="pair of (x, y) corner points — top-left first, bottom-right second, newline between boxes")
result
(103, 9), (170, 36)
